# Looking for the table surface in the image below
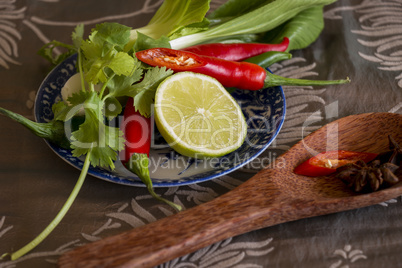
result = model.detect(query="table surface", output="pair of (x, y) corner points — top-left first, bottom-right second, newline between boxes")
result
(0, 0), (401, 267)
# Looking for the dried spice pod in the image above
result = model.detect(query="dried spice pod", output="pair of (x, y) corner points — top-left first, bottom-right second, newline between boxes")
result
(336, 135), (402, 193)
(337, 160), (400, 192)
(380, 135), (402, 179)
(376, 135), (402, 166)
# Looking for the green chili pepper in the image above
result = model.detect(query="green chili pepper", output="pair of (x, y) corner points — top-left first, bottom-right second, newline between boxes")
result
(0, 107), (84, 149)
(244, 51), (292, 68)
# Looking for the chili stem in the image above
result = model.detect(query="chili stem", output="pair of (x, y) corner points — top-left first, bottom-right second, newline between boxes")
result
(264, 71), (350, 88)
(128, 154), (182, 211)
(1, 151), (91, 261)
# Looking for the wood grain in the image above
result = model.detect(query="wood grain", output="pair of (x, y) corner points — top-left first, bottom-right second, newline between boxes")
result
(58, 112), (402, 268)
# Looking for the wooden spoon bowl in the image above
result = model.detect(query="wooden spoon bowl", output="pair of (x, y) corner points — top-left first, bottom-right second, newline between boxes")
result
(58, 112), (402, 268)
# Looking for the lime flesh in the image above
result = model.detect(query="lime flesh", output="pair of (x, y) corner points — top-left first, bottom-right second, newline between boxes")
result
(154, 72), (247, 159)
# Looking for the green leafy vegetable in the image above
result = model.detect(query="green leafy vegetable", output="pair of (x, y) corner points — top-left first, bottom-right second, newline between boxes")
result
(134, 32), (172, 52)
(261, 6), (326, 51)
(168, 17), (210, 40)
(126, 0), (211, 49)
(169, 0), (337, 49)
(207, 0), (275, 19)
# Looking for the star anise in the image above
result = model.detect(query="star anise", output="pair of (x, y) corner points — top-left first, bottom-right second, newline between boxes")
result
(377, 135), (402, 166)
(336, 135), (401, 193)
(337, 160), (399, 192)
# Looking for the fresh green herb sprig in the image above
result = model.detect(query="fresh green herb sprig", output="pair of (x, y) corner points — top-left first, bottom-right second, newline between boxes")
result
(1, 22), (176, 261)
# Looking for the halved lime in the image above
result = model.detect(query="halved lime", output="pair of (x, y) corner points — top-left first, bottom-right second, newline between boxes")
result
(154, 72), (247, 159)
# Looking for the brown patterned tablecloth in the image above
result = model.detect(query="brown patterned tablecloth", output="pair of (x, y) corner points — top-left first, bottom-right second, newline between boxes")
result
(0, 0), (401, 267)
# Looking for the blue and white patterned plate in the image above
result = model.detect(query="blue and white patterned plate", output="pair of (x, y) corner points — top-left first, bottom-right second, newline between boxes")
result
(34, 54), (286, 187)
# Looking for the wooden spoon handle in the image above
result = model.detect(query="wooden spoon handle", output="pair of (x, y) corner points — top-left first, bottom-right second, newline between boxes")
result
(58, 171), (295, 268)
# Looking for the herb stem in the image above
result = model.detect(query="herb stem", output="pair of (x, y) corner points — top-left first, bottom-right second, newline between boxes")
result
(77, 50), (86, 92)
(99, 74), (115, 99)
(4, 151), (91, 261)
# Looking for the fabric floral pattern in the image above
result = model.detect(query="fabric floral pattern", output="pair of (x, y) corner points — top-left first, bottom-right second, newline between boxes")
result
(0, 0), (25, 69)
(0, 0), (401, 267)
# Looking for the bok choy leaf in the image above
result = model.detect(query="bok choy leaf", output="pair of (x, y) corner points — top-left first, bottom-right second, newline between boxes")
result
(261, 6), (326, 51)
(127, 0), (210, 49)
(169, 0), (338, 49)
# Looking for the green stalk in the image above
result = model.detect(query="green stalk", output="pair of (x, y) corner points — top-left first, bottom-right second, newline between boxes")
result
(77, 50), (86, 93)
(128, 154), (182, 211)
(1, 151), (91, 261)
(0, 107), (70, 149)
(99, 74), (115, 100)
(264, 71), (350, 88)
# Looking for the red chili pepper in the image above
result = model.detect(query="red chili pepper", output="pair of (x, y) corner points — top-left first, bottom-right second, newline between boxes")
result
(137, 47), (265, 90)
(181, 37), (289, 61)
(294, 150), (378, 177)
(120, 97), (151, 164)
(135, 48), (350, 90)
(120, 98), (181, 211)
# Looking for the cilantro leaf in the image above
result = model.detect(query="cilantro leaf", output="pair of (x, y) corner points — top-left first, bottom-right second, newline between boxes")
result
(38, 24), (83, 67)
(106, 63), (143, 98)
(108, 51), (136, 76)
(81, 36), (136, 84)
(128, 67), (173, 117)
(67, 90), (92, 106)
(81, 39), (107, 84)
(72, 123), (123, 169)
(132, 89), (156, 118)
(104, 96), (122, 118)
(72, 24), (84, 49)
(83, 58), (108, 84)
(81, 39), (103, 60)
(53, 91), (91, 121)
(52, 100), (69, 120)
(92, 22), (132, 51)
(104, 62), (175, 118)
(37, 40), (76, 66)
(69, 92), (124, 169)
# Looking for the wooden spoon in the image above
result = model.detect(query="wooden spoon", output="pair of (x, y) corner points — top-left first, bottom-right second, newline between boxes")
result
(58, 112), (402, 268)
